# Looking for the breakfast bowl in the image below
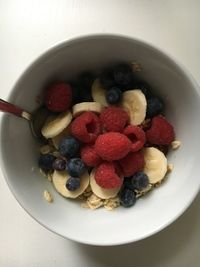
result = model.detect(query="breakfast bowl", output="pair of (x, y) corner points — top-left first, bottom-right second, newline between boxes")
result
(1, 34), (200, 246)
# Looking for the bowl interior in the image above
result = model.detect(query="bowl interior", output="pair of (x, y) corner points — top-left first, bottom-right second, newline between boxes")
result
(1, 35), (200, 245)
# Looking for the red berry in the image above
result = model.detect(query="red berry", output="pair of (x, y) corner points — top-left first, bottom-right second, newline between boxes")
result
(95, 162), (123, 189)
(146, 115), (175, 145)
(95, 132), (132, 161)
(119, 151), (144, 177)
(123, 125), (146, 152)
(81, 145), (102, 167)
(45, 82), (72, 112)
(100, 107), (129, 132)
(70, 112), (101, 143)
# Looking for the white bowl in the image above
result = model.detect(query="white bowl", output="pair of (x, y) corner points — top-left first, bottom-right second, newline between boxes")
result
(1, 34), (200, 246)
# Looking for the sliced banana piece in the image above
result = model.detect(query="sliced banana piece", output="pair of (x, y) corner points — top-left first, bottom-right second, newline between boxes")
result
(90, 169), (121, 199)
(72, 102), (103, 117)
(121, 90), (147, 125)
(51, 126), (70, 149)
(52, 170), (89, 198)
(143, 147), (167, 184)
(91, 79), (109, 107)
(41, 111), (72, 139)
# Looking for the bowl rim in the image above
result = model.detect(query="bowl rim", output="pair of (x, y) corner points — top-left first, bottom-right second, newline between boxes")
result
(1, 33), (200, 246)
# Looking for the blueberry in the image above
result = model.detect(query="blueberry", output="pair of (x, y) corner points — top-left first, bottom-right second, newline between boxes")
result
(59, 136), (80, 158)
(66, 177), (80, 191)
(66, 158), (86, 177)
(106, 87), (122, 104)
(123, 177), (135, 190)
(113, 63), (133, 88)
(38, 154), (56, 171)
(53, 158), (66, 171)
(131, 172), (149, 191)
(100, 68), (116, 90)
(134, 81), (153, 99)
(120, 188), (136, 207)
(78, 71), (95, 90)
(146, 97), (163, 118)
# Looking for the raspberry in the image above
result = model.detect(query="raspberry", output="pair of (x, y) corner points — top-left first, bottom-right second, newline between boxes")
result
(119, 151), (144, 177)
(70, 112), (101, 143)
(81, 145), (102, 167)
(146, 115), (175, 145)
(95, 132), (131, 161)
(95, 162), (123, 189)
(45, 82), (72, 112)
(123, 125), (146, 152)
(100, 107), (129, 132)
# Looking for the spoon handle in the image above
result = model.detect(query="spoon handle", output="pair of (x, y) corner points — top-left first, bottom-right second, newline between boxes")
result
(0, 98), (31, 120)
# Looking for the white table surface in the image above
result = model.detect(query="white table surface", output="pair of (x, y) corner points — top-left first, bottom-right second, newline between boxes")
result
(1, 1), (200, 266)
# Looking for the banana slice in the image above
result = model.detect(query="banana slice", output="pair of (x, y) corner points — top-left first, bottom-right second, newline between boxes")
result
(90, 169), (121, 199)
(41, 111), (72, 139)
(52, 170), (89, 198)
(51, 126), (70, 149)
(72, 102), (103, 117)
(121, 90), (147, 125)
(143, 147), (167, 184)
(91, 79), (109, 107)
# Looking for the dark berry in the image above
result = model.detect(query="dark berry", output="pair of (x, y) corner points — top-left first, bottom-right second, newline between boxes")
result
(120, 188), (136, 207)
(78, 71), (95, 90)
(134, 81), (153, 99)
(146, 97), (164, 118)
(66, 177), (80, 191)
(66, 158), (86, 177)
(58, 136), (80, 158)
(113, 63), (133, 89)
(100, 68), (116, 90)
(78, 72), (95, 102)
(106, 87), (122, 104)
(69, 81), (81, 104)
(38, 154), (56, 171)
(53, 158), (66, 171)
(131, 172), (149, 190)
(79, 89), (93, 102)
(70, 80), (93, 103)
(123, 177), (135, 190)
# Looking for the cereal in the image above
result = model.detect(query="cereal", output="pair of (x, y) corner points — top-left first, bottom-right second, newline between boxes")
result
(104, 197), (120, 211)
(86, 194), (104, 210)
(43, 190), (53, 203)
(40, 144), (54, 155)
(167, 163), (174, 172)
(171, 140), (181, 150)
(131, 62), (142, 72)
(135, 184), (153, 198)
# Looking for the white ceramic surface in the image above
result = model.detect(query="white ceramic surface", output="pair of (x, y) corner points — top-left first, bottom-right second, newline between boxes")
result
(1, 34), (200, 246)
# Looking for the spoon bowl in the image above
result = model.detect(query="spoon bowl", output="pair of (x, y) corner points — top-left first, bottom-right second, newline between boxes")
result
(0, 99), (49, 139)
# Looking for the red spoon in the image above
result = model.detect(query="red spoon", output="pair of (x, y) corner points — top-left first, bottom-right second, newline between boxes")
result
(0, 98), (32, 120)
